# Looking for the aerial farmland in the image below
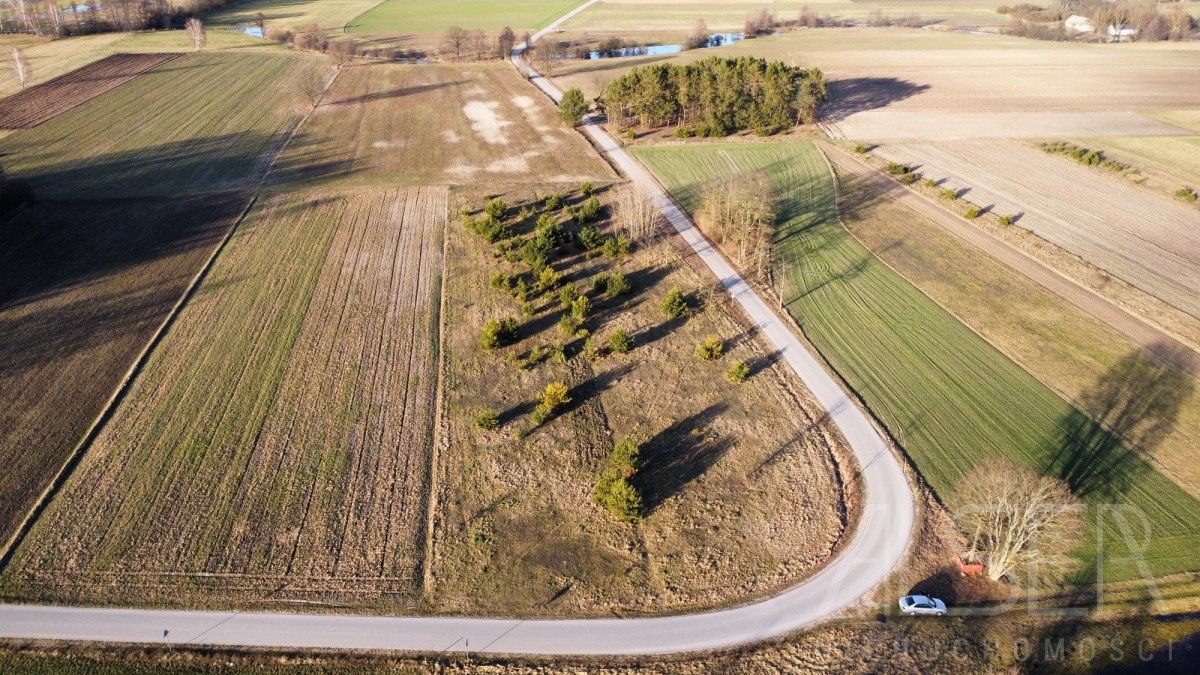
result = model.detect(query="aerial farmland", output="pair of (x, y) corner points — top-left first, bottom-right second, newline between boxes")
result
(2, 0), (1200, 672)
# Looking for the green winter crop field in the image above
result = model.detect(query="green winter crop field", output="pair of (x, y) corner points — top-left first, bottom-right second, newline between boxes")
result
(346, 0), (581, 34)
(632, 141), (1200, 583)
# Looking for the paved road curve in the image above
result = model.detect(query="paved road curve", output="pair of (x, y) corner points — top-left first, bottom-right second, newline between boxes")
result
(0, 2), (914, 656)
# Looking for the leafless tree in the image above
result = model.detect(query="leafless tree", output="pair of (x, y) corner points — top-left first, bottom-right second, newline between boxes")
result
(9, 46), (30, 89)
(534, 37), (562, 75)
(297, 67), (328, 109)
(185, 17), (206, 51)
(684, 19), (710, 50)
(440, 26), (468, 60)
(2, 0), (38, 35)
(798, 5), (819, 28)
(467, 28), (488, 61)
(697, 173), (777, 280)
(957, 460), (1083, 582)
(497, 26), (516, 58)
(615, 184), (663, 245)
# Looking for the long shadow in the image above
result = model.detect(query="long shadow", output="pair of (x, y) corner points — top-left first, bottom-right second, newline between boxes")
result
(634, 404), (733, 513)
(1045, 344), (1194, 500)
(324, 80), (466, 106)
(820, 77), (931, 121)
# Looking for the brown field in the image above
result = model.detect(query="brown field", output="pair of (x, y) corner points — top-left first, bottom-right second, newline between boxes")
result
(0, 194), (248, 554)
(427, 184), (852, 616)
(271, 63), (616, 190)
(872, 140), (1200, 322)
(1, 187), (445, 608)
(0, 53), (179, 129)
(826, 151), (1200, 498)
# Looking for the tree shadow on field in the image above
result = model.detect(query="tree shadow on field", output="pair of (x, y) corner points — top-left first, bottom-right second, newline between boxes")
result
(634, 404), (733, 513)
(1045, 344), (1195, 500)
(820, 77), (931, 121)
(324, 80), (466, 106)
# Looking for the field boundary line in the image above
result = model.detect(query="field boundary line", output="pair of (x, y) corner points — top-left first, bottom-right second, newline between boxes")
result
(342, 0), (391, 34)
(0, 62), (343, 573)
(421, 187), (451, 599)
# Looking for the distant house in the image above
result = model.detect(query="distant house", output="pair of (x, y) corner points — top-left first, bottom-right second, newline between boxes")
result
(1065, 15), (1096, 33)
(1107, 23), (1139, 40)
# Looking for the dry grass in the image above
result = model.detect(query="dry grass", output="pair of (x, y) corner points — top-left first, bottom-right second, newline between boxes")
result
(271, 63), (615, 190)
(427, 183), (852, 616)
(1, 187), (445, 609)
(0, 193), (248, 552)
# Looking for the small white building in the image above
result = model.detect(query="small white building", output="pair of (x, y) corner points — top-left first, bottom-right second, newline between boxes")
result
(1064, 15), (1096, 33)
(1107, 23), (1139, 40)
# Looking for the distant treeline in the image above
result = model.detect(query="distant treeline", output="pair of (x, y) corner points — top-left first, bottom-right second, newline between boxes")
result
(0, 0), (237, 37)
(601, 56), (827, 136)
(1000, 1), (1197, 42)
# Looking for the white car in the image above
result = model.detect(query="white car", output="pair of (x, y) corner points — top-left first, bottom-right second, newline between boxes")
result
(898, 595), (947, 616)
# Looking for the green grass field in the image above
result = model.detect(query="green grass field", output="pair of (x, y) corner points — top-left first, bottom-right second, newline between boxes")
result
(346, 0), (580, 34)
(0, 51), (327, 198)
(207, 0), (381, 33)
(632, 141), (1200, 583)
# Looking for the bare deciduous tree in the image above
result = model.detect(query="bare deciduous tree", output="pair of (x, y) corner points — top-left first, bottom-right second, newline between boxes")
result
(467, 28), (488, 61)
(534, 37), (561, 75)
(185, 17), (206, 51)
(9, 46), (30, 89)
(297, 67), (329, 110)
(497, 26), (516, 58)
(615, 184), (662, 245)
(440, 26), (468, 60)
(697, 173), (777, 280)
(957, 459), (1083, 582)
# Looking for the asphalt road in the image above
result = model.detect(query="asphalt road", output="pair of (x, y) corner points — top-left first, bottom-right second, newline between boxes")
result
(0, 1), (915, 656)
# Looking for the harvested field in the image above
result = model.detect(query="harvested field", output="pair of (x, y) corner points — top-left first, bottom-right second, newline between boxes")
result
(0, 53), (179, 129)
(1, 187), (445, 608)
(1077, 136), (1200, 187)
(825, 147), (1200, 498)
(428, 184), (851, 615)
(0, 193), (248, 554)
(271, 63), (615, 190)
(872, 140), (1200, 319)
(828, 111), (1194, 141)
(633, 141), (1200, 582)
(0, 51), (329, 199)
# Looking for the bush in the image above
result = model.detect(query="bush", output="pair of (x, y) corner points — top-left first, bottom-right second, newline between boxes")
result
(559, 284), (580, 308)
(964, 206), (980, 220)
(921, 178), (939, 189)
(540, 381), (571, 412)
(726, 360), (750, 383)
(603, 234), (631, 258)
(661, 286), (689, 319)
(578, 196), (602, 224)
(543, 193), (564, 211)
(578, 225), (606, 250)
(558, 87), (589, 125)
(591, 273), (609, 295)
(854, 143), (868, 153)
(696, 336), (724, 361)
(521, 301), (535, 316)
(512, 278), (530, 302)
(886, 162), (911, 176)
(490, 271), (513, 291)
(593, 468), (643, 522)
(571, 294), (592, 321)
(583, 335), (601, 360)
(1176, 187), (1198, 204)
(581, 180), (593, 196)
(537, 266), (562, 291)
(605, 270), (631, 296)
(475, 409), (500, 430)
(611, 437), (643, 475)
(609, 328), (634, 354)
(559, 314), (582, 337)
(625, 128), (636, 141)
(898, 172), (919, 185)
(940, 188), (958, 201)
(998, 214), (1014, 226)
(485, 198), (508, 220)
(481, 316), (518, 349)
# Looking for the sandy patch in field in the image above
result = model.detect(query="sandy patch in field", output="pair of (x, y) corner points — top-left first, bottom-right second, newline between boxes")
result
(462, 83), (486, 97)
(486, 156), (529, 173)
(462, 100), (514, 145)
(371, 140), (405, 149)
(444, 161), (478, 179)
(441, 129), (463, 144)
(512, 95), (536, 110)
(831, 111), (1196, 141)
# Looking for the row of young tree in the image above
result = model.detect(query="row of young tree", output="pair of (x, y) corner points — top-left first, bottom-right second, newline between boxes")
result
(0, 0), (235, 37)
(439, 25), (522, 61)
(601, 56), (827, 136)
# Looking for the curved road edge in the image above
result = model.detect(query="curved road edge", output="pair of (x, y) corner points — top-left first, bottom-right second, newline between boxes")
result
(0, 2), (915, 657)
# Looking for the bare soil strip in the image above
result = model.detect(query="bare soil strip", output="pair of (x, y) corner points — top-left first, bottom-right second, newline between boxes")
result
(872, 140), (1200, 321)
(827, 110), (1196, 141)
(2, 187), (446, 609)
(0, 53), (179, 129)
(822, 142), (1200, 378)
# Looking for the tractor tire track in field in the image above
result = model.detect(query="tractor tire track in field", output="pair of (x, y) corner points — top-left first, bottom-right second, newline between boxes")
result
(822, 142), (1200, 378)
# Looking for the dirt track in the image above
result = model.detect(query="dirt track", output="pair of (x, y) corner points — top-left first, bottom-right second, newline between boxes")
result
(821, 142), (1200, 378)
(871, 140), (1200, 321)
